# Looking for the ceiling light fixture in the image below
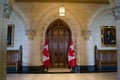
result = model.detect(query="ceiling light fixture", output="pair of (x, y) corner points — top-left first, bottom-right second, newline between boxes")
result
(59, 1), (65, 16)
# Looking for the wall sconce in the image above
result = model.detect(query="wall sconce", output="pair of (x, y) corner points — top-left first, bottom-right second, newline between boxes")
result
(26, 30), (36, 40)
(82, 30), (91, 40)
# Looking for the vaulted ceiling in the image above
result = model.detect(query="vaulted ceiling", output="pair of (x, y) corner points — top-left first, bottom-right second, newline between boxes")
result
(15, 0), (109, 4)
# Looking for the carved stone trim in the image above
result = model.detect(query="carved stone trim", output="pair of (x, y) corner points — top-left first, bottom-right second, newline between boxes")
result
(3, 3), (12, 18)
(26, 30), (36, 40)
(109, 0), (115, 9)
(81, 30), (91, 40)
(113, 6), (120, 20)
(0, 0), (6, 3)
(116, 0), (120, 5)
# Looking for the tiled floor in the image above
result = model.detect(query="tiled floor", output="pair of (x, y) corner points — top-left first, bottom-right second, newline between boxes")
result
(7, 72), (117, 80)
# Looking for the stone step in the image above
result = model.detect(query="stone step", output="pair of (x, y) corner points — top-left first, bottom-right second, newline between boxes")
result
(47, 68), (71, 72)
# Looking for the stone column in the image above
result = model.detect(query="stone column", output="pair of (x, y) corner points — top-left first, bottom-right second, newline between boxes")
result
(0, 0), (13, 80)
(113, 0), (120, 80)
(109, 0), (120, 80)
(116, 20), (120, 80)
(115, 6), (120, 80)
(111, 0), (120, 80)
(0, 1), (7, 80)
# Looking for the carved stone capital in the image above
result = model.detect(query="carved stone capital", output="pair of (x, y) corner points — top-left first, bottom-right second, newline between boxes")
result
(81, 30), (91, 40)
(109, 0), (115, 9)
(116, 0), (120, 6)
(3, 3), (13, 18)
(0, 0), (14, 4)
(26, 30), (36, 40)
(113, 6), (120, 20)
(0, 0), (6, 4)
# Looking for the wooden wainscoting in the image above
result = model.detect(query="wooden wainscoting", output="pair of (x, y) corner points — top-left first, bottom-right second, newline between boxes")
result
(94, 46), (117, 71)
(7, 45), (22, 72)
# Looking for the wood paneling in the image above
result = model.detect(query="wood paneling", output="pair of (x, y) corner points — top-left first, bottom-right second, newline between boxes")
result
(94, 46), (117, 70)
(7, 45), (22, 72)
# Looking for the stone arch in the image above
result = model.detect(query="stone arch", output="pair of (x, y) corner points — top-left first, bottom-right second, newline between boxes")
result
(35, 7), (82, 40)
(88, 5), (114, 30)
(46, 18), (71, 36)
(82, 5), (116, 66)
(36, 6), (82, 65)
(12, 6), (29, 31)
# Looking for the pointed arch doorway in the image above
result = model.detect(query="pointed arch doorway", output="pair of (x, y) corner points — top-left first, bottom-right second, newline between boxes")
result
(46, 19), (71, 68)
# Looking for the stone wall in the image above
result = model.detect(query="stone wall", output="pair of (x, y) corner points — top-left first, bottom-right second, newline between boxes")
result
(7, 2), (116, 66)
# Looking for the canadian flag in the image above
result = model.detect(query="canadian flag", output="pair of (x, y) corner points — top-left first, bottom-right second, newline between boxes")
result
(42, 38), (50, 68)
(68, 38), (76, 68)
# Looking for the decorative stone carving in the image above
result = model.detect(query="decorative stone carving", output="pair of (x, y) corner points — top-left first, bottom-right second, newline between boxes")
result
(3, 3), (12, 18)
(81, 30), (91, 40)
(109, 0), (115, 8)
(109, 0), (120, 20)
(8, 0), (14, 6)
(26, 30), (36, 40)
(110, 6), (120, 20)
(116, 0), (120, 6)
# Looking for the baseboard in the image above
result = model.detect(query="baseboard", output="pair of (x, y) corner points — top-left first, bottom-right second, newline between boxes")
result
(7, 65), (117, 73)
(71, 65), (95, 73)
(7, 67), (16, 73)
(7, 65), (46, 73)
(95, 66), (117, 72)
(22, 65), (45, 73)
(72, 65), (117, 73)
(80, 65), (95, 73)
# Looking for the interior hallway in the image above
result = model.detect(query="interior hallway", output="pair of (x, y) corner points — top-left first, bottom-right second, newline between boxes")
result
(7, 72), (117, 80)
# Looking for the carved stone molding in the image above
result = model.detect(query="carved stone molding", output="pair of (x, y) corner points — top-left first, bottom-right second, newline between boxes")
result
(3, 3), (12, 18)
(26, 30), (36, 40)
(0, 0), (6, 3)
(81, 30), (91, 40)
(112, 6), (120, 20)
(109, 0), (120, 20)
(116, 0), (120, 6)
(109, 0), (115, 9)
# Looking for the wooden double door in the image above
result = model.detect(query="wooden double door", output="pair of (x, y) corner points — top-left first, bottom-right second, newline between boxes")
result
(46, 19), (71, 68)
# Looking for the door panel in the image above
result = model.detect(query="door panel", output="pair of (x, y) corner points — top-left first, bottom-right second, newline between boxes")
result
(47, 19), (71, 68)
